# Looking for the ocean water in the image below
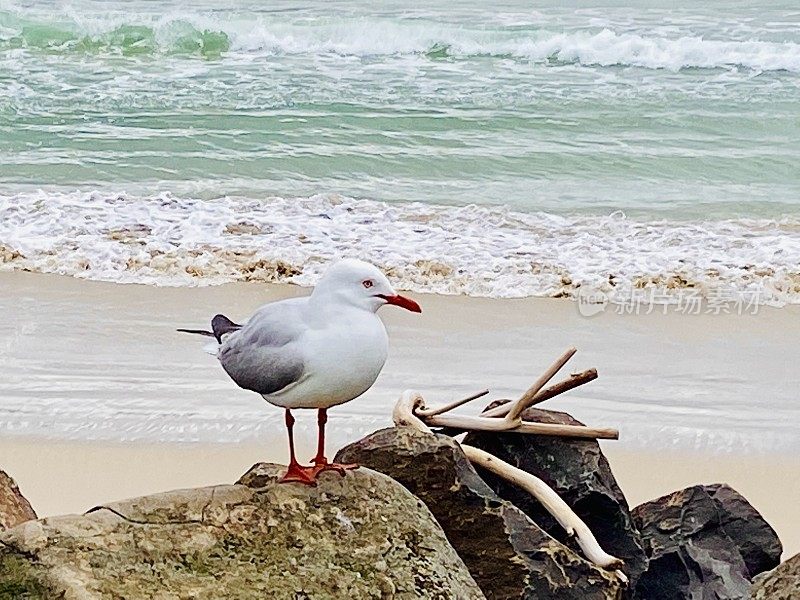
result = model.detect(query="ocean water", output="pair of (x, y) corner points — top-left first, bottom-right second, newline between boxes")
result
(1, 0), (799, 301)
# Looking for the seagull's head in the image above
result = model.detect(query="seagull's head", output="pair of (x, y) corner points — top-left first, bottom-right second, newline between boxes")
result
(314, 259), (422, 314)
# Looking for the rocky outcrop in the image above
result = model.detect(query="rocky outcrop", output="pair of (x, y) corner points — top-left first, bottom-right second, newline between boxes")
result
(751, 552), (800, 600)
(703, 483), (782, 577)
(336, 426), (624, 600)
(464, 407), (647, 589)
(0, 463), (484, 600)
(632, 483), (780, 600)
(0, 469), (36, 531)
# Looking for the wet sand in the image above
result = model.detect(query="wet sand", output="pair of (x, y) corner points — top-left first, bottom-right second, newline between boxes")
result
(2, 271), (798, 452)
(1, 271), (798, 555)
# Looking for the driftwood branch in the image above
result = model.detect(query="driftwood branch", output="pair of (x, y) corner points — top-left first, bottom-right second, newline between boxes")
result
(424, 413), (618, 439)
(392, 390), (429, 430)
(429, 352), (617, 440)
(416, 389), (489, 417)
(435, 351), (601, 438)
(506, 347), (576, 421)
(462, 445), (624, 570)
(481, 368), (599, 418)
(392, 390), (624, 571)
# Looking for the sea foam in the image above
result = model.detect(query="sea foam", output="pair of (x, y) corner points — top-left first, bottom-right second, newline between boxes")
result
(1, 190), (798, 304)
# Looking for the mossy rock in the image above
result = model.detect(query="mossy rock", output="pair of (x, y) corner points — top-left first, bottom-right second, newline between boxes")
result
(0, 554), (48, 600)
(0, 464), (484, 600)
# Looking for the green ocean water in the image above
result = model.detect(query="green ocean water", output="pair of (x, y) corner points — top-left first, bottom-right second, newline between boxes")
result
(1, 0), (799, 297)
(2, 0), (800, 214)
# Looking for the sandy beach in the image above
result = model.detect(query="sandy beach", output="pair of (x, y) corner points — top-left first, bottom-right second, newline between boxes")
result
(1, 270), (798, 556)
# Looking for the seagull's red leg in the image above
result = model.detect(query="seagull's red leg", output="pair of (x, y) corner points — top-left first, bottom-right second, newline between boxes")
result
(279, 408), (316, 485)
(312, 407), (359, 477)
(312, 407), (328, 466)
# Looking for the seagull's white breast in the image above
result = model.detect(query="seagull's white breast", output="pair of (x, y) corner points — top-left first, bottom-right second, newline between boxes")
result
(262, 307), (389, 410)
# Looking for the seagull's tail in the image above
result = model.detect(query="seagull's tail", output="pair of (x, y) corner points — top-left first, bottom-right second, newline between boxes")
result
(176, 327), (219, 355)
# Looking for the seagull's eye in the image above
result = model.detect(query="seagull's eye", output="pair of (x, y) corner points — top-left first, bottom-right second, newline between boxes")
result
(362, 279), (374, 289)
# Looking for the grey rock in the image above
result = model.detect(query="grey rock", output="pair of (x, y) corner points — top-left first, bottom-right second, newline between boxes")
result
(632, 485), (757, 600)
(0, 469), (36, 531)
(463, 407), (648, 590)
(703, 483), (782, 577)
(751, 552), (800, 600)
(0, 463), (484, 600)
(336, 426), (625, 600)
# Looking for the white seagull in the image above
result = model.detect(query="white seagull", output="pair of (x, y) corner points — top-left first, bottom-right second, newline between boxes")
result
(178, 259), (422, 484)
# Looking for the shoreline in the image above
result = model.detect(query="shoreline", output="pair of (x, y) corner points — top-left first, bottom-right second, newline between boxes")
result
(3, 190), (800, 302)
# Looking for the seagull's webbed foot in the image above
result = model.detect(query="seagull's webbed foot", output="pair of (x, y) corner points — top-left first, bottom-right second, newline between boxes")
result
(305, 407), (359, 479)
(312, 459), (360, 477)
(280, 462), (319, 486)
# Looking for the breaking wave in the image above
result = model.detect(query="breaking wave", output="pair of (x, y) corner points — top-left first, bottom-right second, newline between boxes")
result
(1, 190), (799, 304)
(2, 9), (800, 71)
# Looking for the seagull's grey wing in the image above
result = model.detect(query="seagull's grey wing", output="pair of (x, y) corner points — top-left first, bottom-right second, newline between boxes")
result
(217, 300), (307, 395)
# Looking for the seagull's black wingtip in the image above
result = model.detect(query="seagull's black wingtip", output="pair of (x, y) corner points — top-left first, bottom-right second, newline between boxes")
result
(211, 314), (242, 343)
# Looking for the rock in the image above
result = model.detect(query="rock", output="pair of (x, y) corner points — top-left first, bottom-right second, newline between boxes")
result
(0, 463), (484, 600)
(632, 484), (763, 600)
(463, 407), (648, 589)
(751, 552), (800, 600)
(0, 469), (36, 531)
(336, 426), (624, 600)
(703, 483), (782, 577)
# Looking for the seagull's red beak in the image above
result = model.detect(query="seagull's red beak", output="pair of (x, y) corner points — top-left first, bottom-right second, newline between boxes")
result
(377, 294), (422, 313)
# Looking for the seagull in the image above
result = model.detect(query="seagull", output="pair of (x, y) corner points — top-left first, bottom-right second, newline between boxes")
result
(178, 259), (422, 485)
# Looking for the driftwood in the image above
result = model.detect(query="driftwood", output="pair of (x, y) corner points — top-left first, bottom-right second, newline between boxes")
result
(429, 348), (617, 441)
(482, 368), (598, 417)
(416, 389), (489, 417)
(436, 367), (601, 437)
(507, 346), (577, 420)
(391, 348), (627, 575)
(393, 391), (623, 571)
(426, 413), (617, 439)
(463, 446), (625, 571)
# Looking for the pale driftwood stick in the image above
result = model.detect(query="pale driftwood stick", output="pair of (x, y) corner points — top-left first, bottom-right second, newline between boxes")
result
(481, 367), (598, 419)
(529, 368), (598, 407)
(515, 421), (617, 440)
(392, 391), (624, 571)
(506, 347), (577, 421)
(392, 390), (430, 431)
(424, 413), (619, 440)
(462, 445), (624, 570)
(416, 389), (490, 417)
